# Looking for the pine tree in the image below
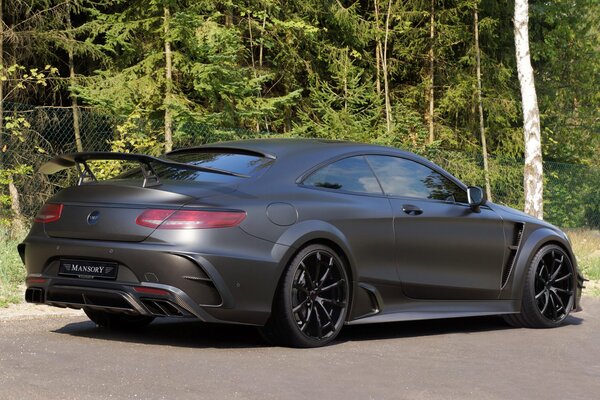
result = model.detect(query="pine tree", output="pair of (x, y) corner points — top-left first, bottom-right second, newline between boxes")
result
(296, 46), (384, 142)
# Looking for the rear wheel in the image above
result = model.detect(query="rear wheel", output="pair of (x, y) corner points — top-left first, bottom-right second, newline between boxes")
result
(503, 244), (575, 328)
(84, 309), (154, 330)
(260, 244), (350, 348)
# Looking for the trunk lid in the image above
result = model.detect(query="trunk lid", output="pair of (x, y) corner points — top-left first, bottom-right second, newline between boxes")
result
(43, 180), (235, 242)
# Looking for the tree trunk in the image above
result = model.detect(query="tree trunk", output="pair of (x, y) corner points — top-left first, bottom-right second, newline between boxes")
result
(1, 0), (25, 235)
(374, 0), (382, 96)
(225, 8), (233, 27)
(514, 0), (543, 219)
(381, 0), (393, 134)
(8, 181), (25, 237)
(428, 0), (435, 144)
(474, 6), (492, 201)
(259, 12), (266, 69)
(67, 0), (83, 152)
(69, 51), (82, 151)
(259, 12), (269, 131)
(163, 6), (173, 152)
(248, 14), (260, 132)
(0, 0), (4, 167)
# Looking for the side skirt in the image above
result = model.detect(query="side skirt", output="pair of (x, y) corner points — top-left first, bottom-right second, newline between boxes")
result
(346, 299), (520, 325)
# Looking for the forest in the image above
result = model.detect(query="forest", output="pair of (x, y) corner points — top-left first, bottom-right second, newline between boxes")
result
(0, 0), (599, 226)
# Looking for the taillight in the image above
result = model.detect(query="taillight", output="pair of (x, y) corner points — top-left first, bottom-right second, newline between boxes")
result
(135, 209), (176, 228)
(34, 203), (63, 223)
(136, 209), (246, 229)
(133, 286), (169, 296)
(26, 277), (48, 284)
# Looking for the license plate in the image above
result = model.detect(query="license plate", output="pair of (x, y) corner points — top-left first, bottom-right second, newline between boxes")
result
(59, 259), (118, 280)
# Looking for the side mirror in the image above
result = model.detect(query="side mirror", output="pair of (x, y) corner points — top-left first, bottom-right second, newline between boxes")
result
(467, 186), (486, 212)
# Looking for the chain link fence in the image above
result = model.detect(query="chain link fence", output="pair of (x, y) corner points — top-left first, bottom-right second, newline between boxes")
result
(1, 102), (599, 229)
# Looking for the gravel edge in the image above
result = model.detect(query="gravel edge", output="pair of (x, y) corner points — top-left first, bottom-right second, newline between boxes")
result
(0, 302), (84, 322)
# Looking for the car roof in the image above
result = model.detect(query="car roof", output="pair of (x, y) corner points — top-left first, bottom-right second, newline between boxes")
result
(178, 138), (414, 159)
(169, 138), (467, 189)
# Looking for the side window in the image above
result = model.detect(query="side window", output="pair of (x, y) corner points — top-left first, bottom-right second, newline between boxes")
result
(366, 155), (468, 203)
(303, 156), (383, 195)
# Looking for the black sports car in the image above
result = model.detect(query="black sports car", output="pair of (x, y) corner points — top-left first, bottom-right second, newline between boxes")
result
(20, 139), (584, 347)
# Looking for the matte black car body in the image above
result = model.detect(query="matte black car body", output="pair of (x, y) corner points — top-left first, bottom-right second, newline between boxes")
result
(20, 139), (583, 340)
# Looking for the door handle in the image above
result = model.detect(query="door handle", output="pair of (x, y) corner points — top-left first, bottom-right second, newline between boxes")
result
(402, 204), (423, 216)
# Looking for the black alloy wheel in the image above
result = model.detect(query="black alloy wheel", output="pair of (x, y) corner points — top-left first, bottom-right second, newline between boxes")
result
(504, 244), (575, 328)
(260, 244), (350, 348)
(291, 249), (348, 340)
(533, 248), (574, 322)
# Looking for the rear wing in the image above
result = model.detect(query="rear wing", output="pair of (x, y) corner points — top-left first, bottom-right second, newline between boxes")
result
(40, 152), (249, 188)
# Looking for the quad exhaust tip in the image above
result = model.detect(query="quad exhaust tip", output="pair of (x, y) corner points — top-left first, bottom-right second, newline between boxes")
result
(25, 287), (45, 303)
(140, 298), (186, 317)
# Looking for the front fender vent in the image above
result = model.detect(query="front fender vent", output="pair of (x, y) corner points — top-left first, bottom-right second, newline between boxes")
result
(501, 222), (525, 288)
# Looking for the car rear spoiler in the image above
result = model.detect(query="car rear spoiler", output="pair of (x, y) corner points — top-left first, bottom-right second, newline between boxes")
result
(39, 152), (249, 187)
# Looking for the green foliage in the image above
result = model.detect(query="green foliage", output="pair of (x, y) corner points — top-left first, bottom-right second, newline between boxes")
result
(584, 186), (600, 229)
(0, 64), (59, 87)
(75, 0), (303, 147)
(1, 63), (58, 225)
(0, 0), (597, 169)
(0, 232), (25, 307)
(530, 0), (600, 164)
(295, 47), (385, 142)
(538, 158), (600, 229)
(0, 0), (598, 228)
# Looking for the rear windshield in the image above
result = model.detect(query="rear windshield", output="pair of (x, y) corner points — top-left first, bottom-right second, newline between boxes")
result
(121, 151), (273, 183)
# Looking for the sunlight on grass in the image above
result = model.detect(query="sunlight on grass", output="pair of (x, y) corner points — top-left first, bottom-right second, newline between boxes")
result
(0, 233), (26, 307)
(565, 229), (600, 281)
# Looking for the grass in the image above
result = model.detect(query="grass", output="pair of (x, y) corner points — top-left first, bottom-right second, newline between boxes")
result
(0, 228), (598, 307)
(0, 234), (26, 307)
(565, 229), (600, 282)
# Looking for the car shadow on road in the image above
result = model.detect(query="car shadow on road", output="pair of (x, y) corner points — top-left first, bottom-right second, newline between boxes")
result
(338, 314), (583, 343)
(52, 313), (583, 348)
(53, 318), (267, 349)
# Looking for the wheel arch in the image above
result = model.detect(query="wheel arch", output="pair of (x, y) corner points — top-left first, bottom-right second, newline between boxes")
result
(269, 220), (358, 318)
(504, 226), (578, 308)
(273, 220), (357, 277)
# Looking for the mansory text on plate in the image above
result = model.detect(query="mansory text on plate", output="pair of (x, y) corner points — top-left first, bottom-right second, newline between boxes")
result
(20, 139), (584, 347)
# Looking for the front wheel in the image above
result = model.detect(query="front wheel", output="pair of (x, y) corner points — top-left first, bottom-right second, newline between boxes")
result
(503, 244), (575, 328)
(260, 244), (350, 348)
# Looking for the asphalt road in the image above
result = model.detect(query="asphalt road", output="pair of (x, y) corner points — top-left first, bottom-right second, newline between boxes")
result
(1, 298), (599, 400)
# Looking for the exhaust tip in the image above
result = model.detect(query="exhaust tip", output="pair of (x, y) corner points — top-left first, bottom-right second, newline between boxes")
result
(140, 299), (186, 317)
(25, 287), (45, 303)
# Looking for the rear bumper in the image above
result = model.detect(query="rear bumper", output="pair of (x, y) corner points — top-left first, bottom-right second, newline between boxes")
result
(21, 226), (293, 326)
(25, 278), (222, 322)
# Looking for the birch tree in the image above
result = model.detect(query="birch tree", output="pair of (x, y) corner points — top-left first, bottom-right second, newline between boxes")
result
(428, 0), (435, 144)
(66, 0), (83, 152)
(474, 5), (492, 201)
(514, 0), (543, 219)
(163, 5), (173, 152)
(381, 0), (393, 135)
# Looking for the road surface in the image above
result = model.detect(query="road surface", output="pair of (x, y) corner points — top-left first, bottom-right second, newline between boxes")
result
(1, 297), (599, 399)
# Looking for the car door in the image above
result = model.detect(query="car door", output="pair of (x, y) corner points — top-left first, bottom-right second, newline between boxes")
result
(366, 155), (506, 300)
(301, 155), (397, 285)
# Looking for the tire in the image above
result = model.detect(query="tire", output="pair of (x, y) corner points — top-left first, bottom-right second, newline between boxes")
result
(84, 309), (155, 330)
(501, 313), (523, 328)
(503, 244), (575, 328)
(260, 244), (350, 348)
